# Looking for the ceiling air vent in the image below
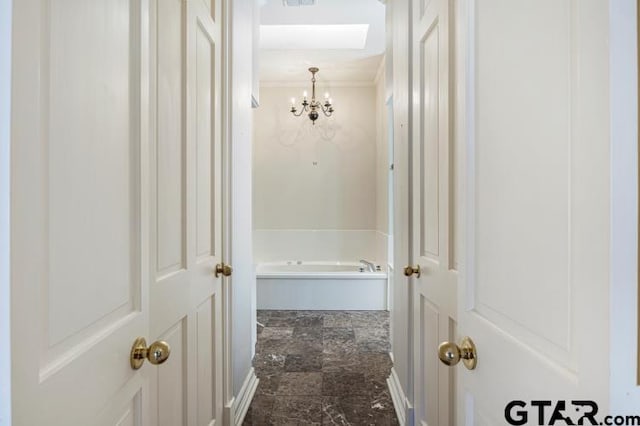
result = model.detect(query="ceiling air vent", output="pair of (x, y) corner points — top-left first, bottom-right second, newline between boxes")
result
(283, 0), (316, 6)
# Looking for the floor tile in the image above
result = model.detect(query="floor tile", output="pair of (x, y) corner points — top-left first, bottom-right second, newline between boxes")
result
(323, 327), (358, 355)
(358, 353), (393, 378)
(349, 311), (390, 329)
(354, 327), (389, 343)
(257, 310), (270, 324)
(356, 339), (391, 353)
(322, 395), (392, 425)
(323, 312), (353, 328)
(271, 396), (323, 426)
(246, 310), (398, 425)
(354, 328), (391, 353)
(257, 337), (322, 355)
(261, 327), (294, 339)
(252, 353), (285, 374)
(255, 374), (281, 396)
(322, 353), (362, 374)
(285, 353), (323, 372)
(242, 395), (275, 425)
(322, 372), (367, 397)
(293, 326), (323, 340)
(294, 315), (323, 328)
(266, 315), (299, 327)
(276, 372), (323, 396)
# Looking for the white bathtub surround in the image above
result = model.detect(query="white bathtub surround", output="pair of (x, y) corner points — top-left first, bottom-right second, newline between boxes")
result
(259, 260), (385, 276)
(254, 229), (388, 265)
(375, 230), (389, 267)
(257, 261), (388, 310)
(254, 230), (389, 310)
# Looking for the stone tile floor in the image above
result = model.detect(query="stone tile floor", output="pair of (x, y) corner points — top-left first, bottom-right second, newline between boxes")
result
(242, 310), (399, 426)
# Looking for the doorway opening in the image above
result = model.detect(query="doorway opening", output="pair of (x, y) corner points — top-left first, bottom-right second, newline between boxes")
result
(246, 0), (397, 423)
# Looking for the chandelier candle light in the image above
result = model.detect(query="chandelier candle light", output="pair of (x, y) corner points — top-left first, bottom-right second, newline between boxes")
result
(290, 67), (334, 124)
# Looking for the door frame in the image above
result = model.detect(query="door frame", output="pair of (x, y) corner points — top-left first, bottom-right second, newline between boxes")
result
(220, 0), (234, 423)
(610, 0), (640, 412)
(0, 0), (11, 423)
(385, 1), (414, 425)
(387, 1), (416, 425)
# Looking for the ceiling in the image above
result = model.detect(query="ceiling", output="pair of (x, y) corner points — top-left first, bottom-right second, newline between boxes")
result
(259, 0), (386, 84)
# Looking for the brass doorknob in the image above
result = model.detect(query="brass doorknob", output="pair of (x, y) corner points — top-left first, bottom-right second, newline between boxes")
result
(130, 337), (171, 370)
(438, 336), (477, 370)
(215, 263), (233, 277)
(404, 265), (421, 278)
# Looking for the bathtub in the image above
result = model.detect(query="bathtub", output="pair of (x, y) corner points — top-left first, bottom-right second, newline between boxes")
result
(256, 261), (388, 310)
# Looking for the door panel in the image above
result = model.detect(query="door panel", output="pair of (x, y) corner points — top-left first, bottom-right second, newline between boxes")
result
(115, 398), (140, 426)
(116, 403), (139, 426)
(417, 298), (441, 425)
(195, 21), (218, 261)
(474, 0), (571, 354)
(156, 321), (186, 426)
(101, 387), (144, 426)
(47, 0), (140, 351)
(411, 0), (456, 425)
(419, 25), (441, 259)
(196, 298), (216, 426)
(457, 0), (610, 422)
(205, 0), (216, 21)
(156, 0), (186, 276)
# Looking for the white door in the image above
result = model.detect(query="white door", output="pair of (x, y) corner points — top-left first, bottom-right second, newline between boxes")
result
(453, 0), (611, 423)
(149, 0), (225, 424)
(10, 0), (226, 424)
(409, 0), (456, 424)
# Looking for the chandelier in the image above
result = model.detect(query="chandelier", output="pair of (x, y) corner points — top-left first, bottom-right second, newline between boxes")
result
(290, 67), (334, 125)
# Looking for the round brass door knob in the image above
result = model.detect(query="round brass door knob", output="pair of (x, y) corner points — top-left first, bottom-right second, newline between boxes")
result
(438, 336), (477, 370)
(215, 263), (233, 277)
(130, 337), (171, 370)
(404, 265), (421, 278)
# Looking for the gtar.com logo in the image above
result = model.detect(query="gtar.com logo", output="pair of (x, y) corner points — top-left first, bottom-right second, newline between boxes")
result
(505, 400), (640, 425)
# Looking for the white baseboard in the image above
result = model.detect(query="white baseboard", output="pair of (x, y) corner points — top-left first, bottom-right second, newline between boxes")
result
(223, 399), (234, 426)
(387, 367), (413, 426)
(232, 367), (259, 426)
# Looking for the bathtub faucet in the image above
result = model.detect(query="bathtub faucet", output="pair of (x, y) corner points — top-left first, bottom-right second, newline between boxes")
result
(359, 259), (375, 272)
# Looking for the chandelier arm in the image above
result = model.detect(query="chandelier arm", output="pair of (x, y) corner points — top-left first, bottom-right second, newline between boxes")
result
(292, 108), (306, 117)
(319, 104), (334, 116)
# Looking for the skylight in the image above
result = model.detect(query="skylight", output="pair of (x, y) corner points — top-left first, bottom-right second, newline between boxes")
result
(282, 0), (316, 6)
(260, 24), (369, 50)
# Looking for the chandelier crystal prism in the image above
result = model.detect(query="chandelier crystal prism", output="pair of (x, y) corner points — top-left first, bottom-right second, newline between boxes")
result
(290, 67), (334, 125)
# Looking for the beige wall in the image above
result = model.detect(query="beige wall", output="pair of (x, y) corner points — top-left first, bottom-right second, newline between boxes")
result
(375, 61), (389, 235)
(253, 85), (378, 230)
